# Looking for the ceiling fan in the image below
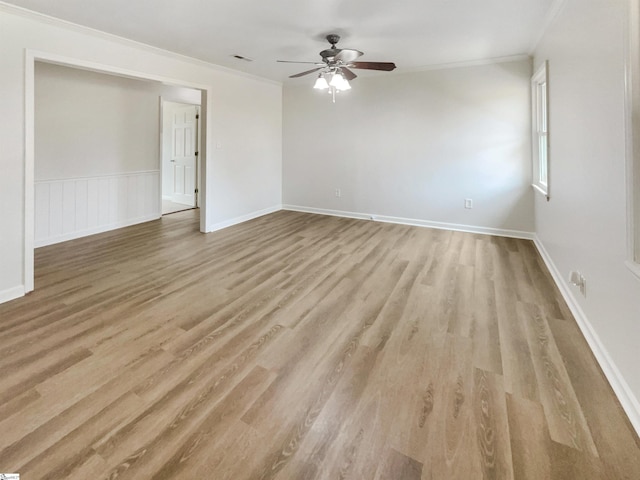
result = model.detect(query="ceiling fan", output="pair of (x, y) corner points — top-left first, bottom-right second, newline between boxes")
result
(278, 34), (396, 101)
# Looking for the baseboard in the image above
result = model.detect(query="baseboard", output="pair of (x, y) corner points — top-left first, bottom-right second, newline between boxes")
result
(533, 235), (640, 437)
(206, 204), (282, 232)
(35, 214), (161, 248)
(0, 285), (25, 304)
(282, 205), (535, 240)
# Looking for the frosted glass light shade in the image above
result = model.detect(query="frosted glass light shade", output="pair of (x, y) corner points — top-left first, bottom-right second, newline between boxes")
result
(329, 73), (344, 88)
(313, 75), (329, 89)
(329, 73), (351, 91)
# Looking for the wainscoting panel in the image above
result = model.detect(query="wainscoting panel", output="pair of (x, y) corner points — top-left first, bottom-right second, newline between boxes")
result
(35, 171), (160, 247)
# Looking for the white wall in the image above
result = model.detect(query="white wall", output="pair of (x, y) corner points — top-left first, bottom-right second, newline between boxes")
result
(283, 59), (534, 236)
(0, 5), (282, 302)
(36, 62), (158, 179)
(533, 0), (640, 430)
(36, 61), (201, 180)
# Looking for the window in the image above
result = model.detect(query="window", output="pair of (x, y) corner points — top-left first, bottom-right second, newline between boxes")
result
(532, 61), (549, 198)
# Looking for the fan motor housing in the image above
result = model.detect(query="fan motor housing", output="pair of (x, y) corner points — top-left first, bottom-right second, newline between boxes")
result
(278, 33), (395, 79)
(326, 34), (341, 45)
(320, 48), (341, 61)
(320, 34), (342, 61)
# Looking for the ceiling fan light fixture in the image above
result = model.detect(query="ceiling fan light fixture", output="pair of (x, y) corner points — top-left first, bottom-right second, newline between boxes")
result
(338, 77), (351, 91)
(332, 74), (351, 91)
(329, 72), (345, 88)
(278, 34), (395, 101)
(313, 74), (329, 90)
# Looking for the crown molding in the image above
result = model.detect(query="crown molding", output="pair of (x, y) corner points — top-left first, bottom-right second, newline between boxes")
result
(393, 54), (532, 76)
(284, 54), (532, 84)
(0, 1), (282, 86)
(529, 0), (569, 54)
(284, 53), (532, 87)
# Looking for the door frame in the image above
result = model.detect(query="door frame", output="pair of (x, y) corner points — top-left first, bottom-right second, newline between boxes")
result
(24, 49), (212, 292)
(160, 99), (201, 211)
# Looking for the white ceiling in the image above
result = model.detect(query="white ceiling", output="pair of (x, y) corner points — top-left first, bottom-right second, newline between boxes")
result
(4, 0), (557, 82)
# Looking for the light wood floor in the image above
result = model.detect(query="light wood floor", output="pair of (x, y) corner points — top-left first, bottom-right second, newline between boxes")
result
(1, 210), (639, 479)
(161, 199), (196, 215)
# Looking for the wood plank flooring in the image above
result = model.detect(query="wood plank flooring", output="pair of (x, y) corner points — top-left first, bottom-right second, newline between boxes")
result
(1, 209), (639, 479)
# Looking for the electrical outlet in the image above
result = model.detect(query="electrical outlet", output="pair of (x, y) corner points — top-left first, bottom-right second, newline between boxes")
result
(579, 274), (587, 296)
(569, 271), (580, 285)
(465, 198), (473, 209)
(335, 188), (341, 197)
(569, 271), (587, 297)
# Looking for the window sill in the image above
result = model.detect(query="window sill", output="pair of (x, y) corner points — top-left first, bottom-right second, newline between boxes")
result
(625, 260), (640, 280)
(532, 183), (550, 200)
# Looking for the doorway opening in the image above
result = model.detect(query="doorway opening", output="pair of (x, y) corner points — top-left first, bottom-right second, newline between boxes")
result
(25, 50), (210, 293)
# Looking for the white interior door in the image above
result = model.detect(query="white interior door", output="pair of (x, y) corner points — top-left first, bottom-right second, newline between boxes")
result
(170, 105), (198, 206)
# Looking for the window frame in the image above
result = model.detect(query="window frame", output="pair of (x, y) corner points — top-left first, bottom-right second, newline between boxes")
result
(625, 0), (640, 276)
(531, 61), (550, 199)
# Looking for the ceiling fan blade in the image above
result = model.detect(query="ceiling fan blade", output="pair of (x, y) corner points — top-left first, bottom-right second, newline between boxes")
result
(289, 67), (323, 78)
(277, 60), (323, 65)
(341, 67), (357, 81)
(335, 49), (363, 63)
(350, 61), (396, 71)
